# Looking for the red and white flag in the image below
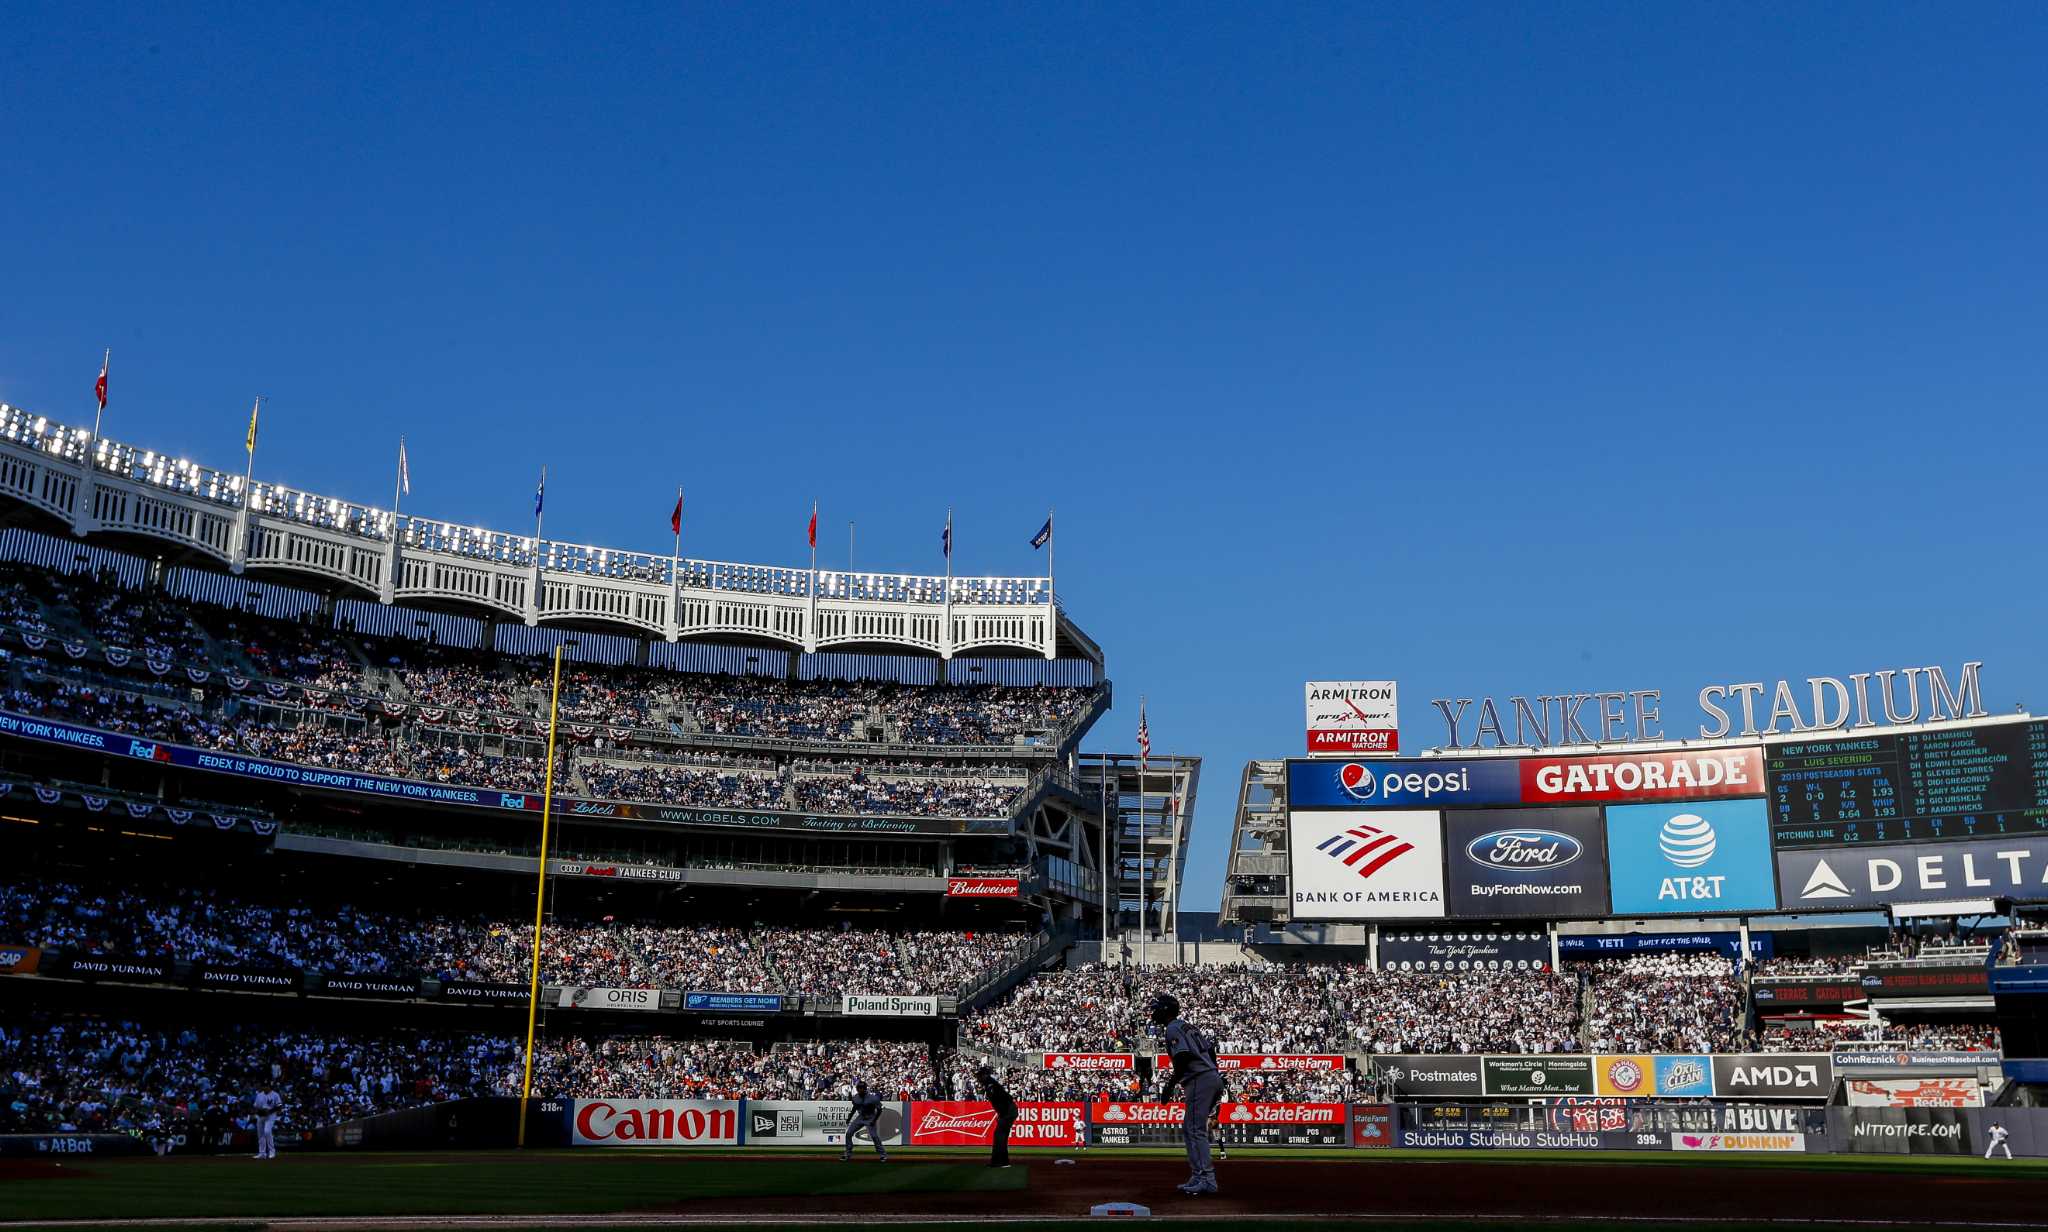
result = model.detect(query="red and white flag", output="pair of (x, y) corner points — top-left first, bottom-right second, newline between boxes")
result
(95, 351), (109, 412)
(807, 500), (818, 550)
(670, 488), (684, 537)
(1137, 700), (1150, 763)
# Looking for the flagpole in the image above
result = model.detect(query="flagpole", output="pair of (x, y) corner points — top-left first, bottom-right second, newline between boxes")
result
(942, 506), (954, 659)
(393, 437), (406, 519)
(807, 499), (818, 651)
(92, 349), (109, 443)
(1139, 696), (1148, 971)
(1099, 750), (1110, 948)
(848, 520), (855, 574)
(672, 484), (683, 589)
(233, 397), (261, 571)
(516, 641), (567, 1148)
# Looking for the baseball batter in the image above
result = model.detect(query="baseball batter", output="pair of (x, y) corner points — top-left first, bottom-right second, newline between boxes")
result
(1150, 993), (1221, 1196)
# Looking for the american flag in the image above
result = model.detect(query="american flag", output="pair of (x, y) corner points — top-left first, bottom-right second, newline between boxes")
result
(1136, 702), (1150, 762)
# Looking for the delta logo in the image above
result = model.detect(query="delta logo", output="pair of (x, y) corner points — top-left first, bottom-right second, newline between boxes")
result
(1315, 822), (1415, 880)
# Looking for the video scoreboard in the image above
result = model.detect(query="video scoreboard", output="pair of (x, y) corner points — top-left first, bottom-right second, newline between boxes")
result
(1768, 718), (2048, 848)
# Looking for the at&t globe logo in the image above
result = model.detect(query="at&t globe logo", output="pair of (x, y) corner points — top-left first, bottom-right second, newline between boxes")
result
(1658, 813), (1717, 869)
(1339, 763), (1377, 801)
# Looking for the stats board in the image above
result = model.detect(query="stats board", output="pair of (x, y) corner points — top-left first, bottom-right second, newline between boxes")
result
(1767, 719), (2048, 848)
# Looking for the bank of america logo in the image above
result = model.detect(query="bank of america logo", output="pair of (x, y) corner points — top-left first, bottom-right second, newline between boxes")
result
(1316, 823), (1414, 880)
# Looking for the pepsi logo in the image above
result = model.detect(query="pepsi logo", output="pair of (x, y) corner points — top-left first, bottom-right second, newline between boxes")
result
(1338, 763), (1377, 800)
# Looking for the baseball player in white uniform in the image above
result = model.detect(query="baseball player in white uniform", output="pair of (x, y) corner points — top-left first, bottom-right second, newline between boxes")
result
(252, 1088), (282, 1159)
(1985, 1122), (2012, 1160)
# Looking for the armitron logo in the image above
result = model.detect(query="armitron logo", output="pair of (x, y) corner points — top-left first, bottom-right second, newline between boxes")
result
(1315, 823), (1414, 880)
(1338, 763), (1377, 800)
(915, 1108), (996, 1136)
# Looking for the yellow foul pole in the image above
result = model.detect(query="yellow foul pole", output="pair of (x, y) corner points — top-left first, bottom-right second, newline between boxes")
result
(516, 642), (567, 1147)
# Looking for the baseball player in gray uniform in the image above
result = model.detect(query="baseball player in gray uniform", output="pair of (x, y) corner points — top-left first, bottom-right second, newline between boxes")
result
(1150, 993), (1221, 1196)
(251, 1087), (282, 1160)
(841, 1081), (888, 1162)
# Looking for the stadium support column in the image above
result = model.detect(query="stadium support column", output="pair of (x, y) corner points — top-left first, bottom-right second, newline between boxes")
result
(74, 349), (107, 538)
(517, 641), (569, 1148)
(1369, 924), (1379, 970)
(1548, 926), (1560, 974)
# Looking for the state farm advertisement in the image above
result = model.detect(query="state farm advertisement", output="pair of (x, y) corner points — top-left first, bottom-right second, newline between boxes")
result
(1306, 681), (1399, 755)
(946, 877), (1020, 898)
(1521, 748), (1765, 804)
(1150, 1054), (1346, 1072)
(569, 1099), (740, 1146)
(1089, 1102), (1347, 1147)
(1043, 1053), (1134, 1071)
(907, 1101), (1084, 1146)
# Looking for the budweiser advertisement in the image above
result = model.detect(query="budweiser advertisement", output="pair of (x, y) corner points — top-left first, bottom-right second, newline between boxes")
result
(947, 877), (1020, 898)
(1043, 1053), (1135, 1071)
(569, 1099), (740, 1147)
(907, 1101), (1084, 1146)
(1150, 1054), (1346, 1072)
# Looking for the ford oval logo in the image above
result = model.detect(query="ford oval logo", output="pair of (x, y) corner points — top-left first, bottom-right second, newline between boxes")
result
(1466, 829), (1581, 872)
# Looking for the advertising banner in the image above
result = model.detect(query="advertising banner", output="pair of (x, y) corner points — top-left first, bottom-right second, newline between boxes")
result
(1670, 1131), (1806, 1152)
(1521, 748), (1765, 805)
(0, 945), (40, 975)
(1217, 1102), (1349, 1147)
(1042, 1053), (1135, 1072)
(1482, 1056), (1592, 1096)
(1377, 929), (1550, 972)
(1557, 932), (1772, 959)
(1373, 1056), (1484, 1098)
(1832, 1108), (1971, 1155)
(1846, 1078), (1984, 1108)
(946, 877), (1020, 898)
(558, 986), (662, 1012)
(1832, 1050), (1994, 1070)
(746, 1100), (906, 1146)
(1711, 1054), (1833, 1100)
(1652, 1055), (1715, 1098)
(1286, 758), (1520, 810)
(1444, 807), (1609, 919)
(1350, 1104), (1394, 1148)
(1752, 977), (1864, 1007)
(1395, 1124), (1647, 1150)
(318, 972), (427, 999)
(552, 861), (684, 883)
(1089, 1102), (1188, 1146)
(1592, 1055), (1655, 1097)
(844, 994), (938, 1018)
(1604, 798), (1778, 915)
(1152, 1054), (1346, 1073)
(55, 955), (176, 983)
(1776, 839), (2048, 912)
(1305, 681), (1400, 755)
(437, 980), (531, 1004)
(908, 1101), (1084, 1146)
(569, 1099), (741, 1147)
(1859, 967), (1989, 998)
(1288, 809), (1446, 920)
(684, 992), (785, 1013)
(194, 963), (303, 993)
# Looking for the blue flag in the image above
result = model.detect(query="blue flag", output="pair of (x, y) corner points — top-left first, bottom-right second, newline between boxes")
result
(534, 467), (546, 518)
(1030, 518), (1052, 550)
(942, 512), (953, 559)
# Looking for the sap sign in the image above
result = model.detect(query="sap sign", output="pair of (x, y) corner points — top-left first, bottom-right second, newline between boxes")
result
(1605, 799), (1777, 915)
(1287, 758), (1521, 810)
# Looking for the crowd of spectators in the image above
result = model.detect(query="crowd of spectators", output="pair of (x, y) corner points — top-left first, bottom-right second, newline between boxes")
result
(1578, 954), (1748, 1053)
(793, 773), (1019, 818)
(1751, 955), (1863, 976)
(763, 927), (1027, 997)
(0, 1014), (518, 1138)
(1328, 968), (1582, 1054)
(531, 1037), (936, 1100)
(579, 761), (786, 809)
(1758, 1018), (2002, 1053)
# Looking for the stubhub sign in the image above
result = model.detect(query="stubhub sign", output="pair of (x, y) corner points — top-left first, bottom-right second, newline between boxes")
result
(1287, 759), (1521, 810)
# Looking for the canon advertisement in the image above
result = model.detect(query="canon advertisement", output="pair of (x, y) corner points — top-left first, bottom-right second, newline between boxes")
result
(1443, 808), (1609, 919)
(568, 1099), (741, 1147)
(1288, 809), (1446, 920)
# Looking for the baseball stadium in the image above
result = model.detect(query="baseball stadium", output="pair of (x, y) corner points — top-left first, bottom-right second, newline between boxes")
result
(3, 397), (2048, 1232)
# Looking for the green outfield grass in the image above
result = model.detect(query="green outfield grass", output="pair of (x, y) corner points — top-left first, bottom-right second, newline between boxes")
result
(0, 1153), (1020, 1221)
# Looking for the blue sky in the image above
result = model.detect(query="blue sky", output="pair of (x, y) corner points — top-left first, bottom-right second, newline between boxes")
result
(2, 6), (2043, 910)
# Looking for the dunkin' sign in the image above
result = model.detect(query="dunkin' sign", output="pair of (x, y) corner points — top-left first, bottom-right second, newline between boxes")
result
(947, 877), (1020, 898)
(1044, 1053), (1135, 1071)
(907, 1101), (1084, 1146)
(570, 1099), (740, 1146)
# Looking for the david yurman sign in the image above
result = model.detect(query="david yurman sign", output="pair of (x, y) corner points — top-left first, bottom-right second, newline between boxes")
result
(1431, 662), (1984, 749)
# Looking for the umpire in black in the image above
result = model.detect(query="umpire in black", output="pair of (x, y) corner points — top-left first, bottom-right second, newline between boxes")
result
(974, 1065), (1018, 1167)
